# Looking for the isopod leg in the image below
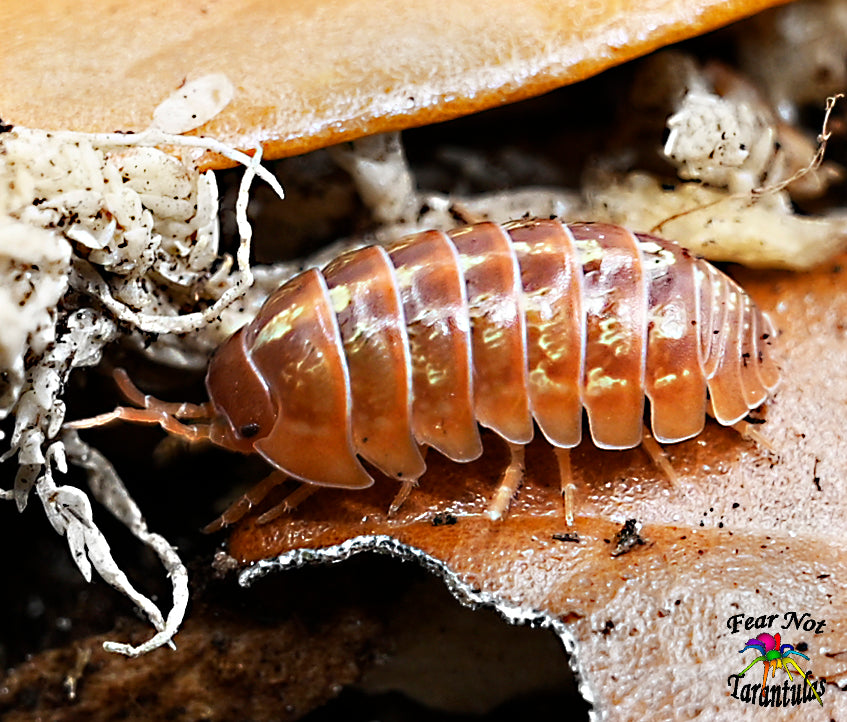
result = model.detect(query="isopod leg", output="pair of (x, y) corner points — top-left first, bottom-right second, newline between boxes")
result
(640, 426), (679, 489)
(202, 471), (287, 533)
(389, 480), (417, 517)
(554, 447), (576, 526)
(731, 420), (776, 453)
(257, 484), (319, 525)
(387, 446), (428, 517)
(486, 442), (526, 521)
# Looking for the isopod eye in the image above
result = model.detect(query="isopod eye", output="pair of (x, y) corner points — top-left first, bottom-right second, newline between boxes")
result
(240, 423), (261, 438)
(205, 327), (275, 453)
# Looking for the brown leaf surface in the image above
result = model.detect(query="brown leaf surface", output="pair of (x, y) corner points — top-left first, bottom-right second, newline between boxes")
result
(0, 590), (387, 722)
(229, 256), (847, 720)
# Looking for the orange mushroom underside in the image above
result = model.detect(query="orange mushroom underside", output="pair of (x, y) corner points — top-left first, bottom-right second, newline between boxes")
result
(1, 0), (793, 166)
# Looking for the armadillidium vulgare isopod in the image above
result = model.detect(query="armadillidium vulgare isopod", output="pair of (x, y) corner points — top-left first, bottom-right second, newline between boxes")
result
(70, 220), (779, 527)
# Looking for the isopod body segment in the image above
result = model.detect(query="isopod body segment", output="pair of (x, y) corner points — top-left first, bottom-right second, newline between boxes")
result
(204, 220), (779, 492)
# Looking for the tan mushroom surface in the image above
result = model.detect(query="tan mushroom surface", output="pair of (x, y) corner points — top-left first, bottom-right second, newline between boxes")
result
(2, 0), (791, 164)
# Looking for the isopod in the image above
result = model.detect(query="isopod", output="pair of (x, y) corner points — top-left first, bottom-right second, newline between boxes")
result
(69, 220), (779, 527)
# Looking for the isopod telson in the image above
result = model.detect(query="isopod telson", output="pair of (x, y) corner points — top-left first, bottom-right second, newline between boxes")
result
(69, 220), (779, 528)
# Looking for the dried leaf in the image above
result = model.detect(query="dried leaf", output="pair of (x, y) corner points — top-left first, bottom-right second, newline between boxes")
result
(229, 255), (847, 719)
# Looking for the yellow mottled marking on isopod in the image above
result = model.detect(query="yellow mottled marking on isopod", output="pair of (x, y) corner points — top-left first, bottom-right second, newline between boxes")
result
(482, 325), (507, 347)
(329, 285), (352, 314)
(598, 317), (630, 356)
(393, 261), (423, 291)
(655, 373), (678, 387)
(539, 330), (568, 361)
(575, 239), (604, 264)
(586, 366), (627, 393)
(459, 252), (490, 272)
(254, 305), (305, 347)
(639, 241), (677, 268)
(529, 368), (563, 392)
(425, 364), (447, 386)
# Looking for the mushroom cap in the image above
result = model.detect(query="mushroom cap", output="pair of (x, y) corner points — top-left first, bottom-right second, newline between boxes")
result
(2, 0), (792, 166)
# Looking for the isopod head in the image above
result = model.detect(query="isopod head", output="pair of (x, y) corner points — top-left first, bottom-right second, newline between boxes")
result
(206, 272), (375, 491)
(204, 326), (276, 455)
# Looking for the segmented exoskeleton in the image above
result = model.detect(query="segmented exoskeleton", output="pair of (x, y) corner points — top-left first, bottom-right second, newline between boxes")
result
(70, 220), (779, 527)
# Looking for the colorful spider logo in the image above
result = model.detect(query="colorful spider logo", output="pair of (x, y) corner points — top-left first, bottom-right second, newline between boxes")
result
(737, 632), (823, 706)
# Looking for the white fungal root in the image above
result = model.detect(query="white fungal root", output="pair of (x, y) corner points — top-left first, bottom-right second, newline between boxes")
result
(0, 76), (283, 656)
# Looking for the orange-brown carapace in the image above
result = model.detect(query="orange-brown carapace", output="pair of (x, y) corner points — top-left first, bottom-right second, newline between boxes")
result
(70, 221), (779, 526)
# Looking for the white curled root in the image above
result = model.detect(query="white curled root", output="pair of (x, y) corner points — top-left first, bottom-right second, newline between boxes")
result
(61, 431), (190, 657)
(0, 75), (283, 655)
